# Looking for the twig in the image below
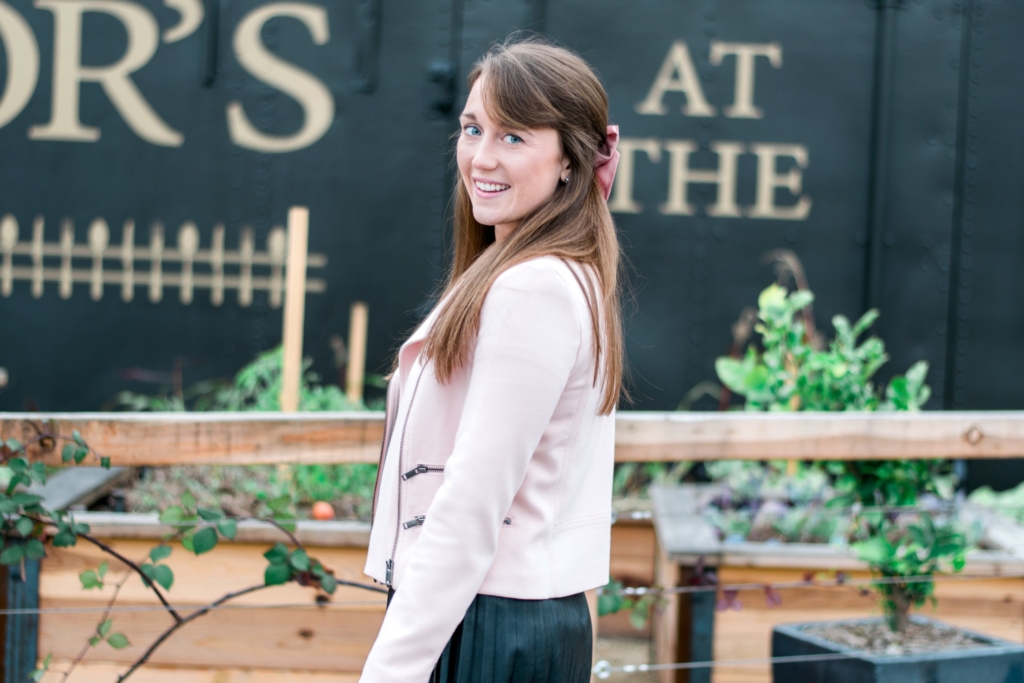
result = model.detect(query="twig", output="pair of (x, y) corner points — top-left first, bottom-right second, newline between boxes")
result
(59, 561), (136, 683)
(75, 534), (183, 624)
(116, 584), (270, 683)
(247, 515), (304, 551)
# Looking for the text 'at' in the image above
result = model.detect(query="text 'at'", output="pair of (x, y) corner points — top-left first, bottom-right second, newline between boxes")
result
(611, 40), (812, 221)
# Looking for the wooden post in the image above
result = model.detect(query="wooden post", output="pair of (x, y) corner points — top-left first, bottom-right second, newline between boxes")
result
(280, 207), (309, 413)
(345, 302), (369, 405)
(1, 553), (40, 683)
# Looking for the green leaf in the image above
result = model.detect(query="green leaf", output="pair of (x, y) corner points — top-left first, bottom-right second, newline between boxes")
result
(15, 516), (33, 537)
(217, 518), (237, 540)
(89, 636), (101, 647)
(98, 561), (108, 579)
(0, 545), (23, 565)
(52, 530), (77, 547)
(73, 430), (86, 447)
(140, 563), (157, 582)
(8, 457), (26, 473)
(107, 633), (130, 650)
(24, 540), (45, 561)
(852, 537), (892, 565)
(289, 548), (310, 571)
(149, 545), (172, 562)
(159, 506), (185, 525)
(264, 562), (291, 586)
(98, 618), (112, 637)
(72, 521), (91, 535)
(263, 543), (288, 565)
(73, 446), (89, 464)
(62, 444), (75, 463)
(190, 527), (218, 555)
(100, 456), (111, 470)
(153, 564), (174, 591)
(11, 492), (42, 506)
(4, 438), (22, 452)
(715, 357), (751, 394)
(267, 494), (291, 513)
(29, 653), (52, 682)
(79, 569), (101, 590)
(29, 461), (47, 483)
(181, 533), (194, 554)
(320, 574), (337, 594)
(181, 490), (195, 510)
(197, 508), (224, 521)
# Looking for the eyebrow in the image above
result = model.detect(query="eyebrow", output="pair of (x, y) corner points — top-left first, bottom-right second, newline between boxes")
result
(459, 112), (478, 121)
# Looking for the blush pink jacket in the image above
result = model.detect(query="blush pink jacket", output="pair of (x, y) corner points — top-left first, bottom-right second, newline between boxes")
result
(359, 255), (616, 682)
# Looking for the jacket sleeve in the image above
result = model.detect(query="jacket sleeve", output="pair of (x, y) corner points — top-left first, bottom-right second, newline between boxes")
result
(358, 261), (584, 683)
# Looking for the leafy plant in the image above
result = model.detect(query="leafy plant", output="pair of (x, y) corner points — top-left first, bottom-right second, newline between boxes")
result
(715, 282), (968, 633)
(1, 421), (383, 683)
(715, 284), (931, 412)
(110, 346), (380, 520)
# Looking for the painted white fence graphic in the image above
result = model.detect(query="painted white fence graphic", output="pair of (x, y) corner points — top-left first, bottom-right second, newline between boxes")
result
(0, 214), (327, 307)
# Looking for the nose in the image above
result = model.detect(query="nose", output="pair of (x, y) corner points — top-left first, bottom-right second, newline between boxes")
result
(471, 137), (499, 171)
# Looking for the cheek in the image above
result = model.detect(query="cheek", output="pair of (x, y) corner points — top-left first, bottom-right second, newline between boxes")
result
(456, 141), (472, 182)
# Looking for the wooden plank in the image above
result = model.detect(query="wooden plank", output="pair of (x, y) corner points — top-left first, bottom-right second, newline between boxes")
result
(38, 600), (384, 671)
(345, 302), (368, 404)
(40, 539), (385, 672)
(39, 661), (361, 683)
(65, 513), (371, 548)
(280, 206), (309, 414)
(1, 413), (384, 466)
(615, 411), (1024, 461)
(6, 410), (1024, 466)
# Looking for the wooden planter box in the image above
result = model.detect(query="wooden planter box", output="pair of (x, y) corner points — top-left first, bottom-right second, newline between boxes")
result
(36, 513), (384, 683)
(26, 506), (654, 683)
(649, 485), (1024, 683)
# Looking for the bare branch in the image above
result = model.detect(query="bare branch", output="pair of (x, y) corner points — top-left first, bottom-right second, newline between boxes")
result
(59, 562), (136, 683)
(75, 534), (183, 624)
(116, 584), (271, 683)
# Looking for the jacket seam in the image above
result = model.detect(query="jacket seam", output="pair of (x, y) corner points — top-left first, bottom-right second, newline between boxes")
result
(547, 259), (589, 594)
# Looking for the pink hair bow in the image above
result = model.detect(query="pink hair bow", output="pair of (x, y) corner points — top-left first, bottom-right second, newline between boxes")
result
(594, 125), (620, 202)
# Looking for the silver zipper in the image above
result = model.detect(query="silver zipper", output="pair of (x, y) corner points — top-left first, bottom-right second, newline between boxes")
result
(402, 464), (444, 480)
(402, 515), (426, 529)
(387, 362), (428, 585)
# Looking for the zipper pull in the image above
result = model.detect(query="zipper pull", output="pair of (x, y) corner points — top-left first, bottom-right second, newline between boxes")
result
(402, 464), (428, 480)
(385, 559), (393, 585)
(402, 515), (426, 529)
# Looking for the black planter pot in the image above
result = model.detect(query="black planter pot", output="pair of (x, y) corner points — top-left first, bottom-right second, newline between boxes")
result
(772, 617), (1024, 683)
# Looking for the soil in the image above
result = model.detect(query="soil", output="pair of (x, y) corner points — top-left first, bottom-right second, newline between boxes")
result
(802, 619), (991, 657)
(90, 466), (372, 521)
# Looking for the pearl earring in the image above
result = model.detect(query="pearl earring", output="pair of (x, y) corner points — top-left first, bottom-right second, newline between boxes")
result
(561, 175), (570, 184)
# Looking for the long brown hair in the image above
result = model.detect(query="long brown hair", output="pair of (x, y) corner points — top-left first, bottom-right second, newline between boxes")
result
(424, 38), (624, 414)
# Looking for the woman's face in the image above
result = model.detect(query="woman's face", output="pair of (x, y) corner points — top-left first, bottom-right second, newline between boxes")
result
(457, 78), (570, 242)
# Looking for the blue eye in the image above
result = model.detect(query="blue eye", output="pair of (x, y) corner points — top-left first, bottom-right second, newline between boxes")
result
(503, 133), (523, 144)
(463, 124), (481, 136)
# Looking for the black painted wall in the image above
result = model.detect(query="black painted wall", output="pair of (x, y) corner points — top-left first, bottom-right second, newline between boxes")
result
(0, 0), (1021, 485)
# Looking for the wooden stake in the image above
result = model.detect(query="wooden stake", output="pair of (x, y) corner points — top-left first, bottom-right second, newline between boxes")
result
(280, 207), (309, 413)
(345, 302), (369, 405)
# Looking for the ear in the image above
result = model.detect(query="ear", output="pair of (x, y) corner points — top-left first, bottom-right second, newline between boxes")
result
(559, 152), (571, 177)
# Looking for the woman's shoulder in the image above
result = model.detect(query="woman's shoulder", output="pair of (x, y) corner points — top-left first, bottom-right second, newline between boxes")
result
(492, 256), (589, 303)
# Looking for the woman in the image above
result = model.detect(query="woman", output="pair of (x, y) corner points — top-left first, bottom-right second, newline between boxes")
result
(360, 38), (624, 683)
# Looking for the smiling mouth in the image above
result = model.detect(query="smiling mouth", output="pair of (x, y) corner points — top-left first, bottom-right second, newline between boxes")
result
(474, 180), (510, 194)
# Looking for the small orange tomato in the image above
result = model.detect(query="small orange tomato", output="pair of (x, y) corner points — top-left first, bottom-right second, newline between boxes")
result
(311, 501), (335, 520)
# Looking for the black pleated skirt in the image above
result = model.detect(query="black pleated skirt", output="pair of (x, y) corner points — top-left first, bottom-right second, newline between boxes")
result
(387, 589), (593, 683)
